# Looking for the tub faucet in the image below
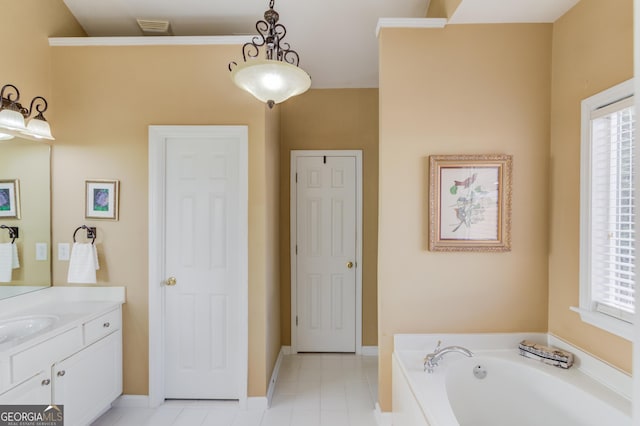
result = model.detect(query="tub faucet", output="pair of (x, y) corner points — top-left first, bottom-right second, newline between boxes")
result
(424, 340), (473, 373)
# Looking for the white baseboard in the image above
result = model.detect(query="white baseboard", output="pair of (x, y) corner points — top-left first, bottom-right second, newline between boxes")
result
(281, 345), (292, 355)
(113, 395), (151, 408)
(266, 346), (287, 407)
(361, 346), (378, 356)
(247, 397), (268, 410)
(375, 402), (392, 426)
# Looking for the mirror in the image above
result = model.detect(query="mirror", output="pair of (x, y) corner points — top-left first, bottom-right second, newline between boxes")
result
(0, 138), (51, 298)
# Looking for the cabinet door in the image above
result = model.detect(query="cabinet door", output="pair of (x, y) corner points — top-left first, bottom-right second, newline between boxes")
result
(0, 371), (51, 405)
(53, 330), (122, 426)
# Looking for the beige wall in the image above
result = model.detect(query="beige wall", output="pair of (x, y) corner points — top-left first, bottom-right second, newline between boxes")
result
(0, 1), (83, 284)
(1, 0), (84, 101)
(49, 44), (277, 396)
(279, 89), (379, 347)
(426, 0), (462, 18)
(548, 0), (633, 371)
(378, 24), (552, 411)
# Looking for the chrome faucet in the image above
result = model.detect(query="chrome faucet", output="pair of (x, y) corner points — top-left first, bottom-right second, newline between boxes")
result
(424, 340), (473, 373)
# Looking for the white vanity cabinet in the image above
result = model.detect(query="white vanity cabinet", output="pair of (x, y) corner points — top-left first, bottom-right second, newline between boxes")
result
(0, 371), (50, 404)
(0, 305), (123, 426)
(53, 329), (122, 425)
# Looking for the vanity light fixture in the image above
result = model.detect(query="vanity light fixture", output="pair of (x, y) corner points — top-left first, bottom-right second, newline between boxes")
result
(0, 84), (54, 141)
(228, 0), (311, 109)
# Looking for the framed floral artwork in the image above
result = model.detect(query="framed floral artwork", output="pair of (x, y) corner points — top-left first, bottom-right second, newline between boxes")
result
(0, 179), (21, 219)
(85, 179), (119, 220)
(429, 154), (512, 252)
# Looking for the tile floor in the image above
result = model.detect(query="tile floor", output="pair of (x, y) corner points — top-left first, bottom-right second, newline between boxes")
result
(92, 353), (378, 426)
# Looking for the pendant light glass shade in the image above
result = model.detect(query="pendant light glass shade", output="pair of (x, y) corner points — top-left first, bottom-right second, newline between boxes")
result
(0, 108), (26, 131)
(25, 117), (54, 140)
(230, 59), (311, 107)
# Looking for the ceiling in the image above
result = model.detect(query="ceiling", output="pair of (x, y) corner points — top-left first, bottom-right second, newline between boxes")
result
(61, 0), (580, 89)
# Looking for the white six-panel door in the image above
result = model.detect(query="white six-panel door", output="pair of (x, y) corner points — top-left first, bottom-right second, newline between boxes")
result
(294, 154), (358, 352)
(164, 135), (242, 399)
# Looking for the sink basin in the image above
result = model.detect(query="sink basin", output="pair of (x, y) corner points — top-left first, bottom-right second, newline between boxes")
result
(0, 315), (59, 344)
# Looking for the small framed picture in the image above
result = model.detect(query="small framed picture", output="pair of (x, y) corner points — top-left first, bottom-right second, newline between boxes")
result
(429, 154), (512, 252)
(0, 179), (21, 219)
(85, 179), (119, 220)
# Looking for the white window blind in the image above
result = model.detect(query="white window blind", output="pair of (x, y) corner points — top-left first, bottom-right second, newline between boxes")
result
(589, 96), (635, 323)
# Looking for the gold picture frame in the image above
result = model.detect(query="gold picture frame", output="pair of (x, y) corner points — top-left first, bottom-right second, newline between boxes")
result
(429, 154), (512, 252)
(85, 179), (120, 221)
(0, 179), (21, 219)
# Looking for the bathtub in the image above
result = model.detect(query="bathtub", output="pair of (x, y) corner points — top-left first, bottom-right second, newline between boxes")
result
(392, 333), (631, 426)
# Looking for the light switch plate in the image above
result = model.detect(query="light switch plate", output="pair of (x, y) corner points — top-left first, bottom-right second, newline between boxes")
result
(35, 243), (48, 261)
(58, 243), (70, 261)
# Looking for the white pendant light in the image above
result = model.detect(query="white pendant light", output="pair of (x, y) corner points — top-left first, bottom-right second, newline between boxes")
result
(0, 85), (54, 141)
(229, 0), (311, 108)
(230, 60), (311, 107)
(0, 108), (26, 132)
(25, 116), (54, 140)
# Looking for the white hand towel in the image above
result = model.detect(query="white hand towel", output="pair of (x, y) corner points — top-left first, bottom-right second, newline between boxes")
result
(11, 243), (19, 269)
(67, 243), (99, 284)
(0, 243), (12, 283)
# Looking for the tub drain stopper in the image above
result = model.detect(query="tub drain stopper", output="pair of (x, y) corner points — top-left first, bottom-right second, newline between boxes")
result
(473, 365), (487, 379)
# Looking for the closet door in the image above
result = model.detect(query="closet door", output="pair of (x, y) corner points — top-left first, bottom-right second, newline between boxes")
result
(295, 155), (357, 352)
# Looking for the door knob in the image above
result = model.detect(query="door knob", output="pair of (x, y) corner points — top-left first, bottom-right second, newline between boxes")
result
(166, 277), (177, 286)
(347, 261), (354, 269)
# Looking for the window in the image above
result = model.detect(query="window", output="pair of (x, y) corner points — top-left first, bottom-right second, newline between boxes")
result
(574, 79), (635, 340)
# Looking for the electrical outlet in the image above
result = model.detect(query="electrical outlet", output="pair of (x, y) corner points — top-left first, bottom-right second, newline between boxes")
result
(58, 243), (70, 261)
(35, 243), (48, 261)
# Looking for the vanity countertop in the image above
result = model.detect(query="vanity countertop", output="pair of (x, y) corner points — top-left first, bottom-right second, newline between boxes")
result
(0, 286), (125, 393)
(0, 300), (122, 354)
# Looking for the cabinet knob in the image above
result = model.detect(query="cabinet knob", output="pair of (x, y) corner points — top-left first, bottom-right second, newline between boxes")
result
(57, 370), (66, 377)
(41, 379), (50, 386)
(166, 277), (177, 286)
(103, 322), (110, 328)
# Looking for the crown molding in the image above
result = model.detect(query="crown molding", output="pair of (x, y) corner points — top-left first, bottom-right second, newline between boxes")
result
(376, 18), (447, 37)
(49, 35), (253, 47)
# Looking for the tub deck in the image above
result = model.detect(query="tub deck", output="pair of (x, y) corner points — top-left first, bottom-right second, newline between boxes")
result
(392, 333), (631, 426)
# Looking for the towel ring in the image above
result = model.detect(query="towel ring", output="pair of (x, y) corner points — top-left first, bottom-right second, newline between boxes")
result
(73, 225), (96, 245)
(0, 225), (18, 244)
